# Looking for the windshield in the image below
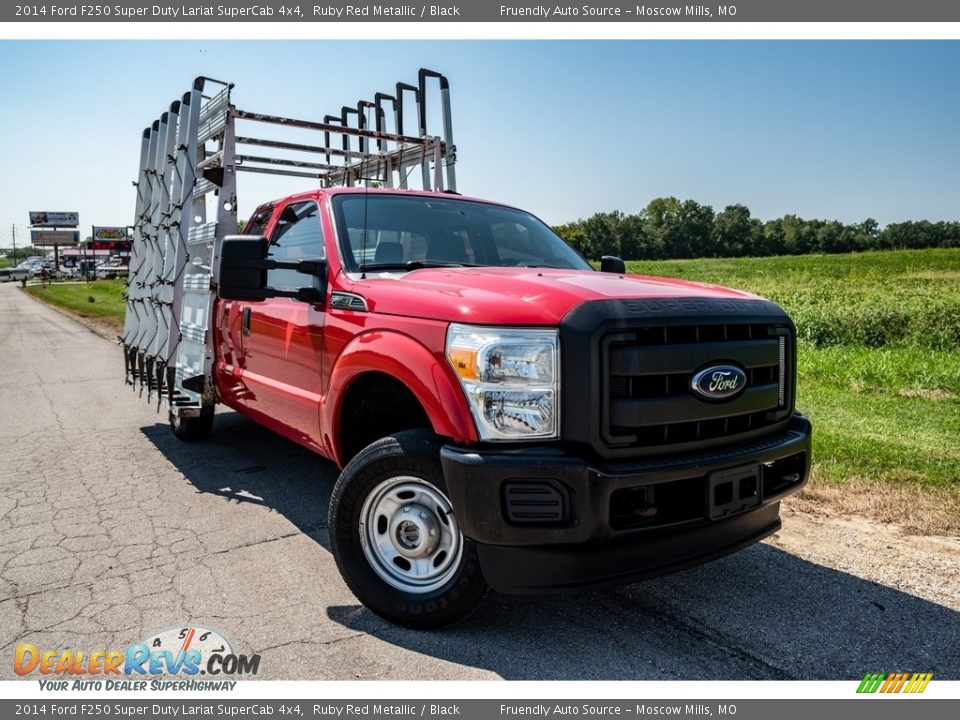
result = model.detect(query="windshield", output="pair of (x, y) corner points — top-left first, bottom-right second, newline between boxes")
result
(331, 194), (592, 273)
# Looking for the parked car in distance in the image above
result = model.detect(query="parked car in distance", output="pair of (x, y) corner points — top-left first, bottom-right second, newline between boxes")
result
(0, 268), (30, 283)
(95, 263), (129, 280)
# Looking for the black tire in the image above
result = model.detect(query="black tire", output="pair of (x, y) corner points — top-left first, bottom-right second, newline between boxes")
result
(169, 407), (214, 442)
(328, 429), (488, 628)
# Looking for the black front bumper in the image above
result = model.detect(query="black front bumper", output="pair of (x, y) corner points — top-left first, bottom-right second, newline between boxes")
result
(441, 415), (811, 594)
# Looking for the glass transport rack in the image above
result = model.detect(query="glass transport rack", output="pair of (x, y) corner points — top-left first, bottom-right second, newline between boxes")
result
(121, 70), (457, 416)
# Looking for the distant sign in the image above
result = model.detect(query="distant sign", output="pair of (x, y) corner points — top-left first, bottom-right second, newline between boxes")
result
(29, 211), (79, 227)
(92, 226), (130, 242)
(31, 230), (80, 247)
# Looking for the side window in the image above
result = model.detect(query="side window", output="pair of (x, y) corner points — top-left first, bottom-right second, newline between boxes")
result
(267, 201), (325, 291)
(244, 206), (274, 236)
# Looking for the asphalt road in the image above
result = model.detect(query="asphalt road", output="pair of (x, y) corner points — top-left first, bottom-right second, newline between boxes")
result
(1, 283), (958, 680)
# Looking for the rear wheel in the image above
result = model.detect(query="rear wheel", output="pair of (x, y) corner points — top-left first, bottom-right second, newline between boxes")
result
(328, 429), (488, 628)
(169, 407), (214, 442)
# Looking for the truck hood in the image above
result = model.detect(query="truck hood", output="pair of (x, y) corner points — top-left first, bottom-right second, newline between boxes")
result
(349, 267), (762, 325)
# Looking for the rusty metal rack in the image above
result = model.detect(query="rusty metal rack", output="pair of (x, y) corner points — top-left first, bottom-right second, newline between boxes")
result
(122, 69), (456, 416)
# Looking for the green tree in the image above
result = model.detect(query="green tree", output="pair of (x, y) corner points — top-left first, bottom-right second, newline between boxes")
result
(552, 201), (957, 260)
(580, 211), (624, 259)
(553, 222), (588, 256)
(713, 204), (761, 257)
(643, 197), (715, 258)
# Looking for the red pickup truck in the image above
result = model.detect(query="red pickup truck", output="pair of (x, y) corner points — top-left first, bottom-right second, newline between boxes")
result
(203, 187), (811, 627)
(124, 73), (810, 628)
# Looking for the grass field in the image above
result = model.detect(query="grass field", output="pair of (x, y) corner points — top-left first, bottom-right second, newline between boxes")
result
(23, 279), (126, 325)
(628, 249), (960, 351)
(628, 248), (960, 528)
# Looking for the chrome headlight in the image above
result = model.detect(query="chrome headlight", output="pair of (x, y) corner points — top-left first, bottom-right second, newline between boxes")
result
(446, 324), (559, 441)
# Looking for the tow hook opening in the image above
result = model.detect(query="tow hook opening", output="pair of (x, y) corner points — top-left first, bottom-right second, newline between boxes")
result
(762, 452), (807, 498)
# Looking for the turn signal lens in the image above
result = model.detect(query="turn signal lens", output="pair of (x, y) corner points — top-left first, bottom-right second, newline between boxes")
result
(448, 348), (478, 380)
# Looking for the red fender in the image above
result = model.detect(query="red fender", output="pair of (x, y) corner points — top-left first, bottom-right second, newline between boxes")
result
(322, 330), (478, 466)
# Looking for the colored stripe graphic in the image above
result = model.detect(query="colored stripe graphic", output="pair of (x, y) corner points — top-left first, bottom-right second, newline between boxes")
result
(857, 673), (885, 693)
(891, 673), (909, 693)
(857, 672), (932, 693)
(911, 673), (933, 693)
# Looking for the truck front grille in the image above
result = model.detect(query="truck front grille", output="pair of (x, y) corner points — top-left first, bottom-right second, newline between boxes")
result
(601, 322), (793, 452)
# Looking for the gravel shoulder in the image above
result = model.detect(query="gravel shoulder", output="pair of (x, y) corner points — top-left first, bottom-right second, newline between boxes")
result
(774, 502), (960, 612)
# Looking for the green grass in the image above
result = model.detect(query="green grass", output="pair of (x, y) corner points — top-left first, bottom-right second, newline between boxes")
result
(799, 346), (959, 486)
(627, 248), (960, 490)
(23, 279), (126, 323)
(627, 248), (960, 351)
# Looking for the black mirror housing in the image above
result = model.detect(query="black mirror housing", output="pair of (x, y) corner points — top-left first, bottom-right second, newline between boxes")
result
(217, 234), (328, 305)
(219, 235), (270, 301)
(600, 255), (626, 274)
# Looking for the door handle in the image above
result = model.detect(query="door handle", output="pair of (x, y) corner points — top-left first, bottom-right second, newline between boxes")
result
(242, 307), (252, 337)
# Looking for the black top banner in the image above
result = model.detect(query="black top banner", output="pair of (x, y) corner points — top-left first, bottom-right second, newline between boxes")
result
(7, 0), (960, 22)
(1, 700), (958, 720)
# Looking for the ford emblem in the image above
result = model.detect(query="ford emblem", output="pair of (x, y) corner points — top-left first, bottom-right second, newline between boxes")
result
(691, 365), (747, 401)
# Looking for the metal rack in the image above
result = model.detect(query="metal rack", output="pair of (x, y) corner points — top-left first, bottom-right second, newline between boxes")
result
(122, 69), (456, 416)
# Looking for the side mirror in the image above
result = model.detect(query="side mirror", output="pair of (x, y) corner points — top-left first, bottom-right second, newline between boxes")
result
(217, 234), (327, 304)
(600, 255), (626, 274)
(219, 235), (270, 301)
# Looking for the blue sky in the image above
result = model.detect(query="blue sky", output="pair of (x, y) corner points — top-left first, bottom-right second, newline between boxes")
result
(0, 40), (957, 248)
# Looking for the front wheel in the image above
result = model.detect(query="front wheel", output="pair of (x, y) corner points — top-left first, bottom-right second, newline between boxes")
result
(328, 430), (488, 628)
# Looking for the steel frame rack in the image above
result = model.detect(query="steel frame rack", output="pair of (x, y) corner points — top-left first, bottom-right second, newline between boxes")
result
(122, 69), (456, 417)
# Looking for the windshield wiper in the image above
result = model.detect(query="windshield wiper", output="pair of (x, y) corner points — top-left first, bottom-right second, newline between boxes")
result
(361, 260), (480, 272)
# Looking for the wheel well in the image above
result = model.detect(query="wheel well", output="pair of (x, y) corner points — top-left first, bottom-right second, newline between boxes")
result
(338, 372), (433, 463)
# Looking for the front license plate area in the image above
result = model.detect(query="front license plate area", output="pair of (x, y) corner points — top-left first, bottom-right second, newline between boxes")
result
(709, 464), (761, 520)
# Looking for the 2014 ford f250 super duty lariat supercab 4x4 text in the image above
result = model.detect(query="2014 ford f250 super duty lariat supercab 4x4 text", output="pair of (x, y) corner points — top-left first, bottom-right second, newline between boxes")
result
(122, 72), (811, 627)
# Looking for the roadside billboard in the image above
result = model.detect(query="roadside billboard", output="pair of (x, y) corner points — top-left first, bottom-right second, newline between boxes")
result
(31, 230), (80, 247)
(92, 226), (132, 251)
(29, 211), (79, 227)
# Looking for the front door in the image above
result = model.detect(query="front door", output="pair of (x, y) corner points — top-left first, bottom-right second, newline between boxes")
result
(239, 199), (328, 451)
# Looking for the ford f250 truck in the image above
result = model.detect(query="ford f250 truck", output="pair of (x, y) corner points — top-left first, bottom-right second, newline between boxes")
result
(123, 72), (811, 627)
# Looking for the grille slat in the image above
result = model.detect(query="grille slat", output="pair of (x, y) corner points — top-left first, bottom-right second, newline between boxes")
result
(610, 339), (780, 376)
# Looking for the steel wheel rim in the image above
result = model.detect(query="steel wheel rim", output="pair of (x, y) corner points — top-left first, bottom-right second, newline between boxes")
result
(358, 476), (463, 594)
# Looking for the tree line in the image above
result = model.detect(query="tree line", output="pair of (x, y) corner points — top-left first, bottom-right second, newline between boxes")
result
(552, 198), (960, 260)
(1, 246), (48, 262)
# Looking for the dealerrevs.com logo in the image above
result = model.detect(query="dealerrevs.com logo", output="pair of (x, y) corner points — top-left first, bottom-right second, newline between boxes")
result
(14, 626), (260, 691)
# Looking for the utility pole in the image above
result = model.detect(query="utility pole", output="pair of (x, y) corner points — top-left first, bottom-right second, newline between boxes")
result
(11, 224), (16, 263)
